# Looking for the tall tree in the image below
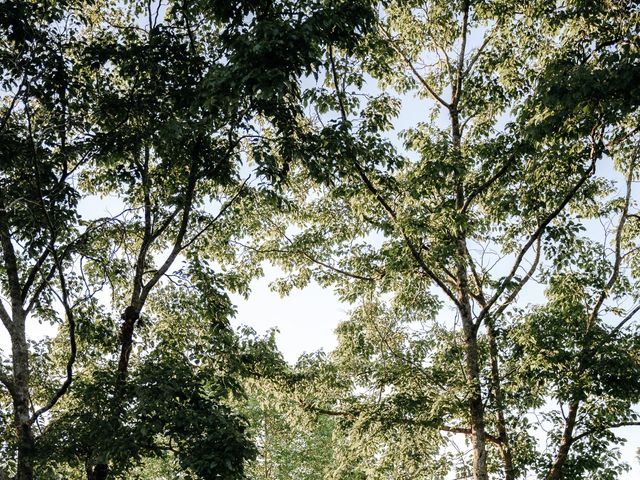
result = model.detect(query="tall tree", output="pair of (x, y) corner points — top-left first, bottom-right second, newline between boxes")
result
(249, 1), (640, 478)
(1, 0), (375, 478)
(0, 1), (100, 477)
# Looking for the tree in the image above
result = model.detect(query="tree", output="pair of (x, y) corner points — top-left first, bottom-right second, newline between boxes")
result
(0, 1), (99, 477)
(243, 364), (338, 480)
(249, 1), (640, 478)
(0, 0), (375, 478)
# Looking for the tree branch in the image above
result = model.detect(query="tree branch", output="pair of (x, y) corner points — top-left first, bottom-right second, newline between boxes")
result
(138, 155), (199, 306)
(0, 369), (15, 396)
(571, 421), (640, 444)
(20, 248), (50, 302)
(0, 302), (12, 331)
(478, 156), (597, 326)
(379, 26), (451, 109)
(587, 150), (636, 328)
(180, 177), (250, 250)
(452, 0), (470, 107)
(462, 155), (516, 213)
(439, 425), (501, 445)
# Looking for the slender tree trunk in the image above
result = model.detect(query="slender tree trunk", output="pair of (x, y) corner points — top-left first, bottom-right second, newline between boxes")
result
(459, 286), (490, 480)
(12, 314), (34, 480)
(486, 318), (515, 480)
(85, 305), (140, 480)
(451, 105), (490, 480)
(1, 206), (34, 480)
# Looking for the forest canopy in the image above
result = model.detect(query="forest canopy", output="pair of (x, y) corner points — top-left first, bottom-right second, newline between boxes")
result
(0, 1), (639, 479)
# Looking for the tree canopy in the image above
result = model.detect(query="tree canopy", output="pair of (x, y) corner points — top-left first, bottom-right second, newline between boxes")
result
(1, 1), (639, 479)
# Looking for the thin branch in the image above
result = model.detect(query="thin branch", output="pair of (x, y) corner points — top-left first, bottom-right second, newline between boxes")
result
(353, 161), (460, 306)
(180, 177), (250, 250)
(438, 425), (501, 445)
(478, 157), (597, 326)
(587, 151), (636, 328)
(465, 242), (487, 306)
(464, 33), (493, 77)
(0, 73), (28, 133)
(462, 155), (516, 213)
(138, 156), (199, 306)
(590, 303), (640, 355)
(379, 27), (451, 109)
(130, 148), (153, 305)
(301, 250), (375, 282)
(606, 126), (640, 149)
(20, 248), (50, 302)
(484, 236), (542, 327)
(327, 43), (459, 305)
(452, 1), (470, 106)
(570, 421), (640, 444)
(328, 45), (347, 121)
(26, 131), (78, 424)
(301, 401), (357, 418)
(150, 204), (181, 243)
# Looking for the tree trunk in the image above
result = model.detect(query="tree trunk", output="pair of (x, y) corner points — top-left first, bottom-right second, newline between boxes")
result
(486, 318), (515, 480)
(460, 299), (490, 480)
(0, 207), (34, 480)
(86, 463), (109, 480)
(86, 305), (140, 480)
(117, 305), (140, 380)
(546, 401), (579, 480)
(451, 101), (490, 480)
(12, 314), (34, 480)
